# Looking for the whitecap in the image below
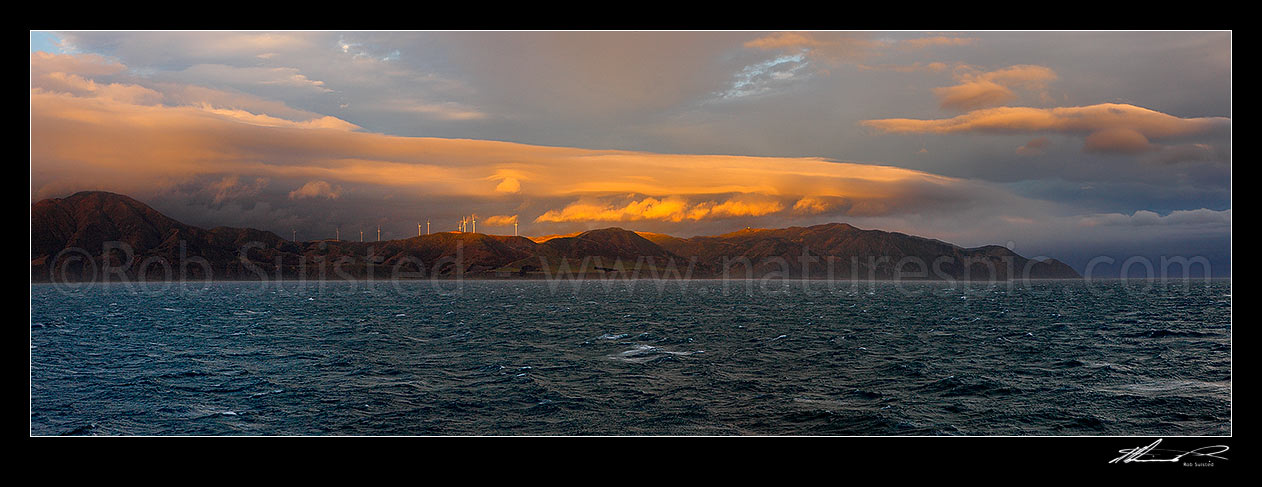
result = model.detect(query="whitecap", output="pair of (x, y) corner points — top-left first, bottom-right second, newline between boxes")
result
(609, 344), (703, 363)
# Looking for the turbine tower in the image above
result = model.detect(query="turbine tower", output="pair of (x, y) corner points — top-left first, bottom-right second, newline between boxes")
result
(514, 221), (518, 237)
(418, 222), (422, 237)
(426, 220), (430, 235)
(377, 225), (381, 242)
(472, 214), (476, 234)
(292, 229), (296, 241)
(360, 230), (363, 242)
(336, 227), (340, 241)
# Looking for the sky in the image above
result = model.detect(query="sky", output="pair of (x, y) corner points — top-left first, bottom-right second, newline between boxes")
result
(29, 31), (1231, 276)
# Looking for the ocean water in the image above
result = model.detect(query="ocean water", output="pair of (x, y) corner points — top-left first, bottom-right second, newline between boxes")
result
(30, 279), (1231, 436)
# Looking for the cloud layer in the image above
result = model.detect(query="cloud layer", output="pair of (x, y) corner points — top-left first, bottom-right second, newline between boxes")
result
(30, 32), (1231, 275)
(864, 103), (1229, 154)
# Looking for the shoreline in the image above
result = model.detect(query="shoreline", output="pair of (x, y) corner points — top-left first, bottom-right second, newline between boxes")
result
(30, 276), (1232, 285)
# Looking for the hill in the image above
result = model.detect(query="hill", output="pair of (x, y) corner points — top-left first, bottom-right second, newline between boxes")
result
(32, 191), (1080, 281)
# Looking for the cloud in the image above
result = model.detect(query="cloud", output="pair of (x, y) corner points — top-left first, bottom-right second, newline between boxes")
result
(168, 64), (333, 93)
(536, 196), (692, 223)
(434, 31), (746, 117)
(1143, 143), (1226, 165)
(744, 32), (833, 51)
(495, 177), (522, 193)
(744, 32), (975, 60)
(30, 52), (126, 78)
(56, 32), (318, 65)
(856, 61), (952, 73)
(31, 48), (1227, 256)
(742, 33), (975, 75)
(863, 103), (1229, 154)
(155, 83), (331, 122)
(792, 196), (846, 214)
(32, 32), (1230, 271)
(288, 180), (342, 200)
(34, 71), (164, 105)
(1016, 136), (1051, 156)
(535, 195), (784, 223)
(1083, 127), (1152, 154)
(933, 65), (1058, 111)
(934, 80), (1015, 111)
(701, 196), (784, 218)
(209, 175), (269, 204)
(196, 104), (359, 131)
(1077, 208), (1231, 227)
(30, 52), (360, 133)
(33, 56), (989, 223)
(717, 54), (810, 100)
(899, 36), (979, 50)
(742, 32), (883, 67)
(483, 214), (518, 226)
(379, 99), (487, 120)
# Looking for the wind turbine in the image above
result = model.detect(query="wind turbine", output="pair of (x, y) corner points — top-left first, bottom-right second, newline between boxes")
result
(377, 225), (381, 242)
(471, 214), (476, 234)
(514, 221), (518, 237)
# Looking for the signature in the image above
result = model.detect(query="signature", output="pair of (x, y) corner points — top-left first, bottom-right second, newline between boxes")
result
(1109, 439), (1230, 464)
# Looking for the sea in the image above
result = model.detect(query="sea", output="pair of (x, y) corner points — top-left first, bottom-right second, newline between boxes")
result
(30, 279), (1231, 436)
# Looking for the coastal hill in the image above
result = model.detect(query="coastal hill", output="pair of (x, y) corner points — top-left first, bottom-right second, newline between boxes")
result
(31, 191), (1080, 281)
(637, 224), (1080, 280)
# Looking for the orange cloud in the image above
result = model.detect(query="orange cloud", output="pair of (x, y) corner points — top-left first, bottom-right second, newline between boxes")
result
(1084, 128), (1153, 154)
(792, 196), (845, 214)
(698, 196), (784, 218)
(934, 65), (1058, 111)
(934, 80), (1015, 111)
(863, 103), (1228, 153)
(536, 196), (692, 223)
(30, 52), (126, 78)
(483, 214), (518, 226)
(31, 52), (1001, 221)
(743, 32), (833, 50)
(32, 79), (971, 214)
(535, 195), (785, 223)
(35, 71), (164, 105)
(288, 180), (342, 200)
(899, 36), (978, 49)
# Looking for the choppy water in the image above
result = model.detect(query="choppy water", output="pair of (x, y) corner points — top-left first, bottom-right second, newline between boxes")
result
(31, 279), (1230, 435)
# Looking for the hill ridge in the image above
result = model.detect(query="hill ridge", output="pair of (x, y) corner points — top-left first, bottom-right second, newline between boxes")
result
(31, 191), (1081, 281)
